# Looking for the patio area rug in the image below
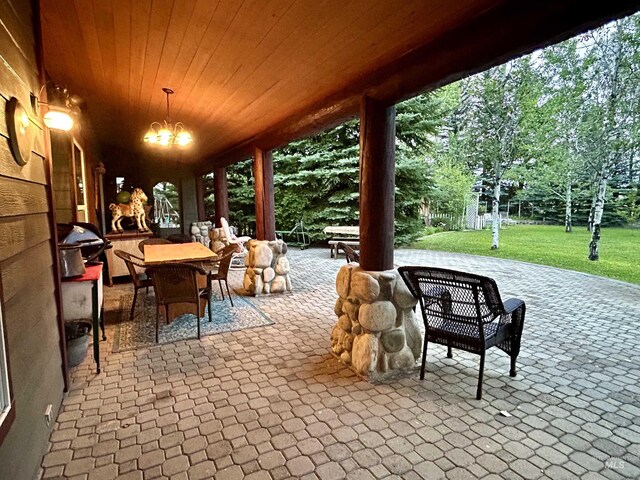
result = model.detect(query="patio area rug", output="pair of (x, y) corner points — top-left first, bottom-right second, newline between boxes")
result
(111, 288), (274, 352)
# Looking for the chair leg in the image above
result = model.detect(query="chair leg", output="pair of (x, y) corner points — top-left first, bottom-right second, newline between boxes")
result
(447, 344), (453, 358)
(218, 279), (224, 300)
(130, 288), (138, 320)
(420, 339), (428, 380)
(155, 304), (160, 343)
(510, 355), (517, 377)
(225, 280), (234, 307)
(207, 295), (213, 323)
(196, 313), (201, 339)
(477, 354), (486, 400)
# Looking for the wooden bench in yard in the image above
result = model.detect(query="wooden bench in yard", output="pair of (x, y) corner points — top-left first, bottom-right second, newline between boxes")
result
(324, 226), (359, 258)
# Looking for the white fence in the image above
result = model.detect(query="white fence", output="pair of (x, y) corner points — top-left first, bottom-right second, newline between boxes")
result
(424, 213), (485, 230)
(424, 213), (462, 230)
(422, 192), (487, 230)
(424, 213), (484, 230)
(469, 214), (485, 230)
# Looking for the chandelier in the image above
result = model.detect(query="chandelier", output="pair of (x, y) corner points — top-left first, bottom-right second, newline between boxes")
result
(144, 87), (193, 147)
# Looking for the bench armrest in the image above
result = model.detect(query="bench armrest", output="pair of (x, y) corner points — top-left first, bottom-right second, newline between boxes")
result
(503, 298), (525, 314)
(495, 298), (526, 357)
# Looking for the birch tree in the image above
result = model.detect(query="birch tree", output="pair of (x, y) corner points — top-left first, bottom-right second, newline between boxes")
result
(582, 18), (640, 259)
(515, 40), (589, 232)
(458, 60), (538, 249)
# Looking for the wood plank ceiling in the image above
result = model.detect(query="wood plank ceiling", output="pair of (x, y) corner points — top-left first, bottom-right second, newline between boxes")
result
(39, 0), (500, 166)
(39, 0), (639, 169)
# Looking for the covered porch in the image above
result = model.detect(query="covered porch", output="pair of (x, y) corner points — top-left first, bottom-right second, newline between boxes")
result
(1, 0), (640, 479)
(42, 248), (640, 479)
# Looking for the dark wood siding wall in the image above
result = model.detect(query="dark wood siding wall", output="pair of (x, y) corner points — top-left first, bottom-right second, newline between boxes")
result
(0, 1), (64, 478)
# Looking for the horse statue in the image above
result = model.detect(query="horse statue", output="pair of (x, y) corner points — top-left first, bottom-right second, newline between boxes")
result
(109, 188), (150, 233)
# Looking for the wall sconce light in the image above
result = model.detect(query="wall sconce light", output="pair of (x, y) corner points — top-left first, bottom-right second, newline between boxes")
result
(43, 106), (74, 131)
(31, 83), (82, 131)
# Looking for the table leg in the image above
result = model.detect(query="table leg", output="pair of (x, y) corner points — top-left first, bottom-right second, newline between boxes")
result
(92, 281), (101, 374)
(100, 308), (106, 341)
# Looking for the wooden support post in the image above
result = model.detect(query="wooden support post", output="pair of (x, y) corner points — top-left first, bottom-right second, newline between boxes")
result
(195, 175), (206, 221)
(254, 148), (276, 240)
(213, 167), (229, 228)
(359, 96), (396, 271)
(34, 0), (68, 391)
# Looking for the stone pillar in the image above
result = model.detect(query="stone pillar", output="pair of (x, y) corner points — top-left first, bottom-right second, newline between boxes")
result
(331, 264), (421, 378)
(331, 97), (410, 377)
(208, 227), (227, 253)
(214, 166), (229, 228)
(243, 239), (292, 295)
(359, 96), (395, 271)
(254, 148), (276, 241)
(190, 221), (212, 247)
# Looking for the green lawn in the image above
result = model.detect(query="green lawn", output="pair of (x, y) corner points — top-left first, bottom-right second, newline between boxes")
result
(411, 225), (640, 285)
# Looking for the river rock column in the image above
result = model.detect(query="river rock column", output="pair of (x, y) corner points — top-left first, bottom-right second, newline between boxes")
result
(190, 221), (212, 247)
(243, 239), (292, 295)
(331, 264), (421, 377)
(208, 227), (227, 252)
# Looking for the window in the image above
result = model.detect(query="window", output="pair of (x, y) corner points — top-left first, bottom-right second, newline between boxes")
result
(115, 176), (125, 193)
(0, 299), (14, 443)
(153, 182), (181, 228)
(73, 140), (88, 222)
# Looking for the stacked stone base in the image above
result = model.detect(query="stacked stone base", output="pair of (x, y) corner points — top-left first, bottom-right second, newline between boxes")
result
(331, 264), (422, 378)
(243, 239), (292, 295)
(190, 221), (213, 247)
(207, 226), (227, 253)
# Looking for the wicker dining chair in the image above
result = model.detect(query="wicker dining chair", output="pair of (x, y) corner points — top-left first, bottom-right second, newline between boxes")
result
(138, 237), (171, 254)
(114, 250), (153, 320)
(204, 243), (239, 306)
(145, 263), (212, 343)
(398, 266), (526, 400)
(336, 242), (360, 264)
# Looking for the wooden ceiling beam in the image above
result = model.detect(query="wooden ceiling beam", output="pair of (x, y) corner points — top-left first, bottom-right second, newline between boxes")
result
(195, 0), (640, 174)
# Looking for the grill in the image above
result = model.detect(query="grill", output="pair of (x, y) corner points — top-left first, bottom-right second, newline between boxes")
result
(57, 222), (111, 277)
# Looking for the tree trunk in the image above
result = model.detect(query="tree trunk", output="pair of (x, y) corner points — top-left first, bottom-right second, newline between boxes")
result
(589, 24), (621, 244)
(588, 170), (607, 261)
(491, 178), (500, 250)
(564, 174), (572, 233)
(587, 188), (597, 232)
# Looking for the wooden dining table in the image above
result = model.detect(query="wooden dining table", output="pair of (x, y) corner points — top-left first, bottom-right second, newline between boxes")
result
(144, 242), (218, 319)
(143, 241), (218, 265)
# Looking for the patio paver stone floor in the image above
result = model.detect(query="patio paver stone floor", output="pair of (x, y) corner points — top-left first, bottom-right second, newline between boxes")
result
(39, 248), (640, 479)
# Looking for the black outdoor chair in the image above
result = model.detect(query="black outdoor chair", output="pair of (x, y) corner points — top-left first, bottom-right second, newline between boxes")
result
(398, 266), (526, 400)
